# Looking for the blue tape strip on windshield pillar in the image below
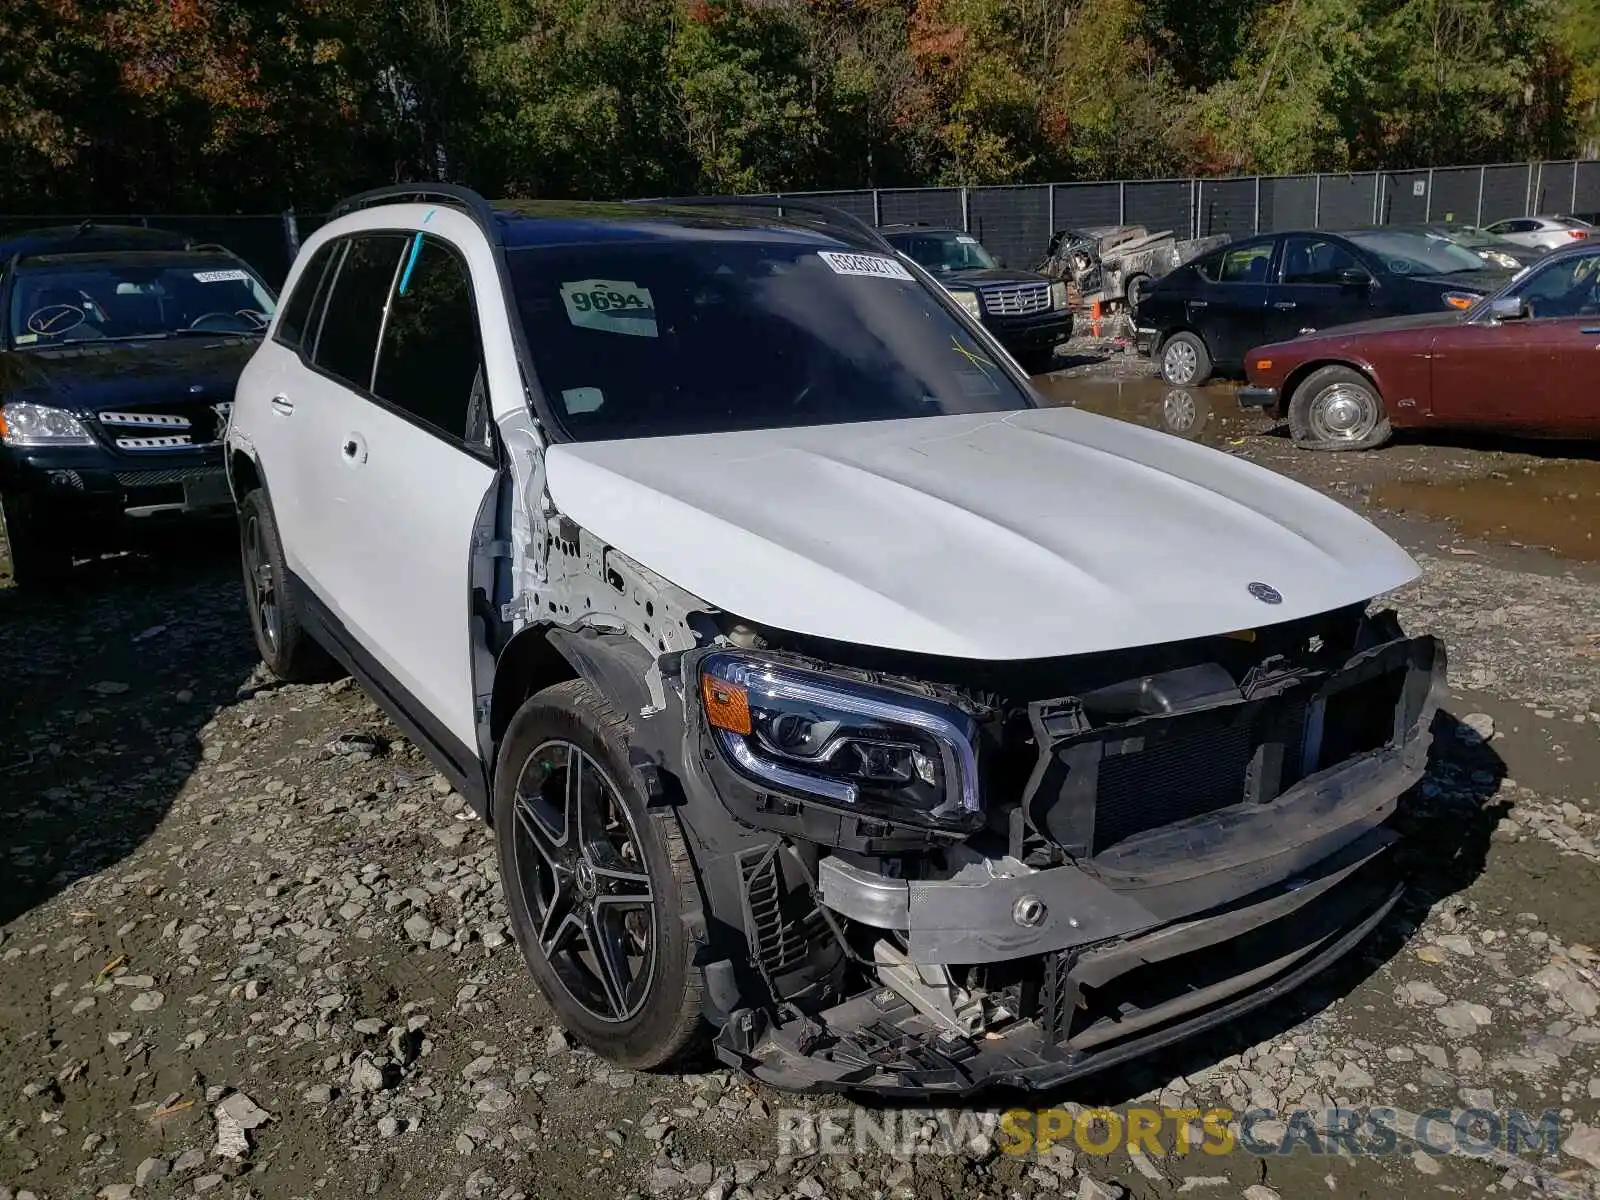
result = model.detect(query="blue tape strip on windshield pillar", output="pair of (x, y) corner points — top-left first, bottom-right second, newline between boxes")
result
(399, 233), (424, 296)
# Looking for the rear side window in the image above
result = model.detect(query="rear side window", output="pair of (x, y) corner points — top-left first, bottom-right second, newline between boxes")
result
(274, 242), (339, 352)
(312, 233), (407, 390)
(372, 235), (485, 445)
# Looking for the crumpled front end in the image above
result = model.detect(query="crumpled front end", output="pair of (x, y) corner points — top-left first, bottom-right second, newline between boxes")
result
(678, 610), (1442, 1096)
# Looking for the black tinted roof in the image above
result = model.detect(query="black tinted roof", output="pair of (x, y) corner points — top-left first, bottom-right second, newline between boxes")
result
(486, 200), (883, 253)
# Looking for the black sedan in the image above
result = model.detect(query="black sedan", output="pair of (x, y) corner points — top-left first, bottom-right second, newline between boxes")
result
(1133, 228), (1515, 385)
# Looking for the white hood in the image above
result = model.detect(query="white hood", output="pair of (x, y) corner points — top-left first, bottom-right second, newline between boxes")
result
(543, 408), (1419, 660)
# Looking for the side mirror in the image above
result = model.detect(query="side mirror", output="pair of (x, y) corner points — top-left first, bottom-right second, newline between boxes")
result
(1488, 295), (1528, 321)
(1337, 267), (1373, 287)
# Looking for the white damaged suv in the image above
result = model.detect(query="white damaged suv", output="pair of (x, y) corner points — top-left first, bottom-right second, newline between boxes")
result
(227, 185), (1443, 1094)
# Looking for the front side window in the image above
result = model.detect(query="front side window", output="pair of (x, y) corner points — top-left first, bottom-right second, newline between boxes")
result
(7, 254), (277, 348)
(887, 231), (999, 274)
(1280, 237), (1363, 284)
(311, 233), (407, 390)
(372, 235), (486, 445)
(1345, 230), (1486, 276)
(1507, 251), (1600, 319)
(507, 236), (1033, 441)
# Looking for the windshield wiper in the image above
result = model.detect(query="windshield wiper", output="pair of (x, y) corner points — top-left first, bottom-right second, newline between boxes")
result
(167, 327), (261, 337)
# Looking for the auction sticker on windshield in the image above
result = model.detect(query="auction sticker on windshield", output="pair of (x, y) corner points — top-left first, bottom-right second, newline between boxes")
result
(817, 251), (914, 281)
(561, 279), (657, 338)
(193, 269), (250, 283)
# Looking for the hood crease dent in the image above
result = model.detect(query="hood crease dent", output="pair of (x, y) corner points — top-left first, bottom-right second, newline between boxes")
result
(543, 408), (1419, 660)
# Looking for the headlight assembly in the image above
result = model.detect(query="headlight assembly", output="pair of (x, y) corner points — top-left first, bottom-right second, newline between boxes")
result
(0, 402), (95, 447)
(945, 287), (983, 321)
(698, 652), (980, 828)
(1050, 281), (1069, 310)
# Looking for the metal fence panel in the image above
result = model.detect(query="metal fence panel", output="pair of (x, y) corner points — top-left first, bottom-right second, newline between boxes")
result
(1428, 167), (1481, 224)
(1480, 164), (1532, 223)
(1316, 174), (1379, 229)
(967, 185), (1051, 269)
(787, 189), (877, 225)
(1258, 176), (1317, 232)
(1050, 182), (1121, 230)
(1533, 161), (1578, 216)
(1196, 178), (1256, 237)
(1123, 180), (1191, 237)
(1380, 170), (1430, 224)
(878, 188), (962, 227)
(1577, 162), (1600, 218)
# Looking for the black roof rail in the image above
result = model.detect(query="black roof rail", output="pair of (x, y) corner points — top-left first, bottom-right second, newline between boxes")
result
(329, 183), (502, 243)
(629, 194), (894, 253)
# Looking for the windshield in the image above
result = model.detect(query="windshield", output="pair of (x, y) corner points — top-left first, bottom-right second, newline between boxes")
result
(507, 236), (1033, 441)
(886, 231), (999, 273)
(1346, 230), (1489, 276)
(7, 256), (277, 347)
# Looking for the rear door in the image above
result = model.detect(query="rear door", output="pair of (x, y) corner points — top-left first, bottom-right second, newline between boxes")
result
(1267, 234), (1377, 343)
(1190, 240), (1275, 367)
(334, 228), (500, 754)
(294, 231), (411, 629)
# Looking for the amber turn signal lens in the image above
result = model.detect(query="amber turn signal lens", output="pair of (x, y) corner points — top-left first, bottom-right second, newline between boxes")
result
(1445, 295), (1475, 310)
(701, 675), (752, 735)
(1223, 629), (1257, 642)
(1254, 360), (1272, 371)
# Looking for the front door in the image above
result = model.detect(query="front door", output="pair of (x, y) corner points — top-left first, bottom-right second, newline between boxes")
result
(334, 228), (499, 756)
(1267, 235), (1377, 343)
(1432, 248), (1600, 426)
(1507, 250), (1600, 431)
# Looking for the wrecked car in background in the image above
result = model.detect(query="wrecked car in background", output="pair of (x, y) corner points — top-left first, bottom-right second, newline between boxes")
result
(228, 186), (1444, 1096)
(1038, 225), (1231, 313)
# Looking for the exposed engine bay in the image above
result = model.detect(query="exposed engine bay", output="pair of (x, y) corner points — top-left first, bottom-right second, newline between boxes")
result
(662, 604), (1442, 1093)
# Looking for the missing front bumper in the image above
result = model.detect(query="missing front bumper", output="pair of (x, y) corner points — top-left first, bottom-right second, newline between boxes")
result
(716, 851), (1403, 1095)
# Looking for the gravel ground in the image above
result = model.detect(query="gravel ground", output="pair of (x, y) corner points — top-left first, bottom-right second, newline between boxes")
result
(3, 362), (1600, 1200)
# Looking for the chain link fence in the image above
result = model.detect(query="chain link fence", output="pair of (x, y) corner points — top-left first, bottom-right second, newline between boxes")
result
(7, 160), (1596, 287)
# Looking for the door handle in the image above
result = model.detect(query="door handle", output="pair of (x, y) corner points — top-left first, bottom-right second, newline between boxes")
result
(340, 433), (368, 465)
(1188, 300), (1209, 309)
(1274, 301), (1298, 310)
(270, 394), (294, 416)
(1581, 327), (1600, 335)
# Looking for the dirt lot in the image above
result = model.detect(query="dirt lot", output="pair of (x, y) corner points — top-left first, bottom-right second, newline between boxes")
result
(3, 343), (1599, 1200)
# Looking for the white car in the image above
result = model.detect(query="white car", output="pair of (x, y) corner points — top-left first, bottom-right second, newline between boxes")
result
(1484, 215), (1592, 251)
(226, 184), (1443, 1095)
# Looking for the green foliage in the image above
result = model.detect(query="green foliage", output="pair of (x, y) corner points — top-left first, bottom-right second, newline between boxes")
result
(0, 0), (1588, 212)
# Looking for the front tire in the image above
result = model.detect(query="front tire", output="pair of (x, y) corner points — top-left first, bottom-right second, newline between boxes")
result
(0, 492), (73, 590)
(1287, 365), (1393, 451)
(238, 489), (335, 681)
(1159, 331), (1212, 386)
(494, 679), (704, 1069)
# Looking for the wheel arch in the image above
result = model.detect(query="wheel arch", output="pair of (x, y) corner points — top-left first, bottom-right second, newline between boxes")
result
(488, 624), (659, 804)
(1280, 357), (1385, 419)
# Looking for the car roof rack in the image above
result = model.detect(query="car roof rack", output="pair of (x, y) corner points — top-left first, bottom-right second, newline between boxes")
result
(330, 183), (503, 243)
(628, 194), (894, 253)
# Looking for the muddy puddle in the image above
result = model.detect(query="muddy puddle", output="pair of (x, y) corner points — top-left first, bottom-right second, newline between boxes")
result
(1029, 374), (1259, 445)
(1370, 460), (1600, 560)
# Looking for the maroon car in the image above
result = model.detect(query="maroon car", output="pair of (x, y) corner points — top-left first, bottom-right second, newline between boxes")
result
(1238, 241), (1600, 449)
